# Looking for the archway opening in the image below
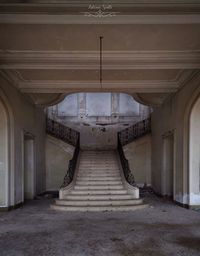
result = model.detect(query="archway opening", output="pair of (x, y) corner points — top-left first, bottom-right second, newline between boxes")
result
(0, 99), (8, 207)
(189, 95), (200, 206)
(45, 92), (152, 191)
(46, 92), (151, 150)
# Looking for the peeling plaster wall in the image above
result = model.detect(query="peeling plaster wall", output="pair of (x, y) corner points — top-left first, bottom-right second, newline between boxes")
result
(151, 73), (200, 206)
(123, 135), (151, 186)
(80, 126), (117, 150)
(46, 135), (74, 191)
(0, 76), (46, 207)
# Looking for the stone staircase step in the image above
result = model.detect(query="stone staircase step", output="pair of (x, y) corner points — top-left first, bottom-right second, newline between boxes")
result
(77, 173), (120, 177)
(55, 199), (143, 206)
(74, 185), (124, 190)
(80, 162), (117, 164)
(81, 160), (117, 162)
(70, 189), (128, 195)
(78, 173), (120, 177)
(79, 167), (119, 170)
(80, 167), (119, 169)
(78, 173), (120, 176)
(52, 150), (146, 212)
(79, 168), (120, 171)
(51, 204), (148, 212)
(61, 194), (135, 200)
(79, 169), (120, 172)
(76, 177), (122, 181)
(76, 180), (123, 185)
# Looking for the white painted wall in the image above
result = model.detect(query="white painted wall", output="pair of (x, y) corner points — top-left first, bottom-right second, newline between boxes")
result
(151, 72), (200, 206)
(46, 135), (74, 191)
(80, 125), (117, 150)
(162, 133), (174, 197)
(0, 76), (46, 208)
(23, 137), (35, 200)
(123, 135), (151, 186)
(87, 93), (111, 116)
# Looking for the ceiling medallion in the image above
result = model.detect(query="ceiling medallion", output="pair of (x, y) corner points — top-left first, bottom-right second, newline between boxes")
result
(83, 4), (119, 18)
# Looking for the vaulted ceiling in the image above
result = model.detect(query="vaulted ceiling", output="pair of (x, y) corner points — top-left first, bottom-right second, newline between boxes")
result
(0, 0), (200, 106)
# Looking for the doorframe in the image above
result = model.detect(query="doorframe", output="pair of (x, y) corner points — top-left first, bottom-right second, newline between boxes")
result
(21, 130), (36, 201)
(162, 130), (176, 199)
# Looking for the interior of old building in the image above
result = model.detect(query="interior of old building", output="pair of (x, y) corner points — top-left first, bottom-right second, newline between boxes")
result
(0, 0), (200, 255)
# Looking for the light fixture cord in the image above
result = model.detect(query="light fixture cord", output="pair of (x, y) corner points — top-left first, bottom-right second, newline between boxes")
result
(100, 36), (103, 89)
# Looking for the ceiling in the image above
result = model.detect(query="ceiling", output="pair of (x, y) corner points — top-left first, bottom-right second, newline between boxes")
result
(0, 0), (200, 106)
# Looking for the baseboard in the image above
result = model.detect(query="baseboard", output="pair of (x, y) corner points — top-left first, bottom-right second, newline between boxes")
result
(188, 205), (200, 210)
(0, 202), (23, 212)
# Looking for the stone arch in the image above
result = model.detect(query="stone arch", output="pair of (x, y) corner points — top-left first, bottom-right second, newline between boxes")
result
(183, 85), (200, 206)
(0, 88), (14, 208)
(189, 96), (200, 206)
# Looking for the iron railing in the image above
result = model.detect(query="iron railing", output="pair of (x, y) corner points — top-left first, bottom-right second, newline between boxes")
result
(46, 118), (79, 147)
(117, 134), (136, 186)
(118, 117), (151, 146)
(61, 136), (80, 188)
(117, 117), (151, 186)
(46, 118), (80, 188)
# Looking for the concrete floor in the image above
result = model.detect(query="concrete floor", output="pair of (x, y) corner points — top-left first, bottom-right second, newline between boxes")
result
(0, 194), (200, 256)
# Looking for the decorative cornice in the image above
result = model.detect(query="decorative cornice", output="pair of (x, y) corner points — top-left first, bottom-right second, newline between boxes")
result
(17, 80), (178, 93)
(132, 93), (172, 107)
(1, 50), (199, 70)
(1, 1), (200, 15)
(28, 93), (66, 106)
(0, 68), (195, 94)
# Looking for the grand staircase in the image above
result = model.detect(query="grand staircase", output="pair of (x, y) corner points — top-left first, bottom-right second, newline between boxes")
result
(51, 150), (147, 212)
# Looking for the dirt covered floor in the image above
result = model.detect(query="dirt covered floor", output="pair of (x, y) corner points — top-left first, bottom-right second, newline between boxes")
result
(0, 193), (200, 256)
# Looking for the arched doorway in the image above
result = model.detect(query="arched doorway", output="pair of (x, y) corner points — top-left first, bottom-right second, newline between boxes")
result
(189, 95), (200, 206)
(0, 99), (9, 207)
(0, 89), (14, 209)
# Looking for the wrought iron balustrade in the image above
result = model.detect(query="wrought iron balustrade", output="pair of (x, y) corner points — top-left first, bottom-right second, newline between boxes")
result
(118, 117), (151, 146)
(46, 118), (79, 147)
(117, 134), (136, 186)
(117, 117), (151, 186)
(61, 136), (80, 188)
(46, 118), (80, 188)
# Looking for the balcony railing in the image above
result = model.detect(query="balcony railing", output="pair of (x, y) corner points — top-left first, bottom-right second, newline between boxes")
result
(46, 118), (79, 147)
(117, 117), (151, 186)
(118, 117), (151, 146)
(117, 134), (136, 186)
(46, 118), (80, 188)
(61, 136), (80, 188)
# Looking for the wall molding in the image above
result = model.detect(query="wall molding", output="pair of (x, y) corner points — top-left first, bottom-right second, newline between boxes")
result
(17, 80), (178, 93)
(1, 50), (200, 70)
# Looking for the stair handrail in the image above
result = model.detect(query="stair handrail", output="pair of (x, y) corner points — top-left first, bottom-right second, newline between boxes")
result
(118, 117), (151, 146)
(46, 117), (80, 188)
(61, 135), (80, 188)
(117, 134), (136, 186)
(46, 117), (79, 147)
